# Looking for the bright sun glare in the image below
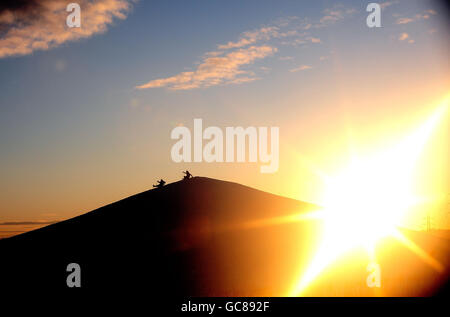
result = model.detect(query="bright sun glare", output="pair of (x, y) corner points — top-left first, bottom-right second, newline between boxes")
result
(289, 95), (449, 296)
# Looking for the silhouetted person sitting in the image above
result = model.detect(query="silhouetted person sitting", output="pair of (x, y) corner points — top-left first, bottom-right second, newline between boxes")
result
(182, 170), (193, 180)
(153, 179), (166, 188)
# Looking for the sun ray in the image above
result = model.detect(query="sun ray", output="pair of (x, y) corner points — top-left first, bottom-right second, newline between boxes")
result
(288, 95), (449, 296)
(392, 229), (444, 273)
(219, 209), (324, 233)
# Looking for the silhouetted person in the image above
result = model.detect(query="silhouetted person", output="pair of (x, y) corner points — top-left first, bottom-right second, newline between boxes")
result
(183, 170), (193, 180)
(153, 179), (166, 188)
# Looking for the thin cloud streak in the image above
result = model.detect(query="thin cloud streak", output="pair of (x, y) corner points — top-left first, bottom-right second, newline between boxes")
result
(395, 9), (437, 25)
(136, 45), (276, 90)
(290, 65), (312, 72)
(380, 1), (398, 10)
(0, 221), (59, 225)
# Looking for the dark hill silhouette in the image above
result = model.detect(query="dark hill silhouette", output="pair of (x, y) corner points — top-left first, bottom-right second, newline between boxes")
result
(0, 177), (449, 297)
(0, 177), (318, 295)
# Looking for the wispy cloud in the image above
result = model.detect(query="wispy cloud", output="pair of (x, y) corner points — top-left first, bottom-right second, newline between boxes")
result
(0, 0), (133, 59)
(398, 32), (409, 41)
(135, 22), (293, 90)
(136, 45), (276, 90)
(317, 5), (356, 27)
(217, 26), (279, 50)
(380, 1), (398, 10)
(396, 17), (414, 25)
(395, 9), (437, 25)
(136, 5), (355, 90)
(290, 65), (312, 73)
(398, 32), (414, 43)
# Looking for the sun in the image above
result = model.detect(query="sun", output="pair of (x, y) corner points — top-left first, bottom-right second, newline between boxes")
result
(288, 95), (449, 296)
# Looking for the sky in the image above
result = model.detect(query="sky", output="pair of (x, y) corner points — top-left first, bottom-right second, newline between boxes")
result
(0, 0), (449, 237)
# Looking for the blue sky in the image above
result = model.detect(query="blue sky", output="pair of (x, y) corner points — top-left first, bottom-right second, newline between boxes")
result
(0, 0), (448, 235)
